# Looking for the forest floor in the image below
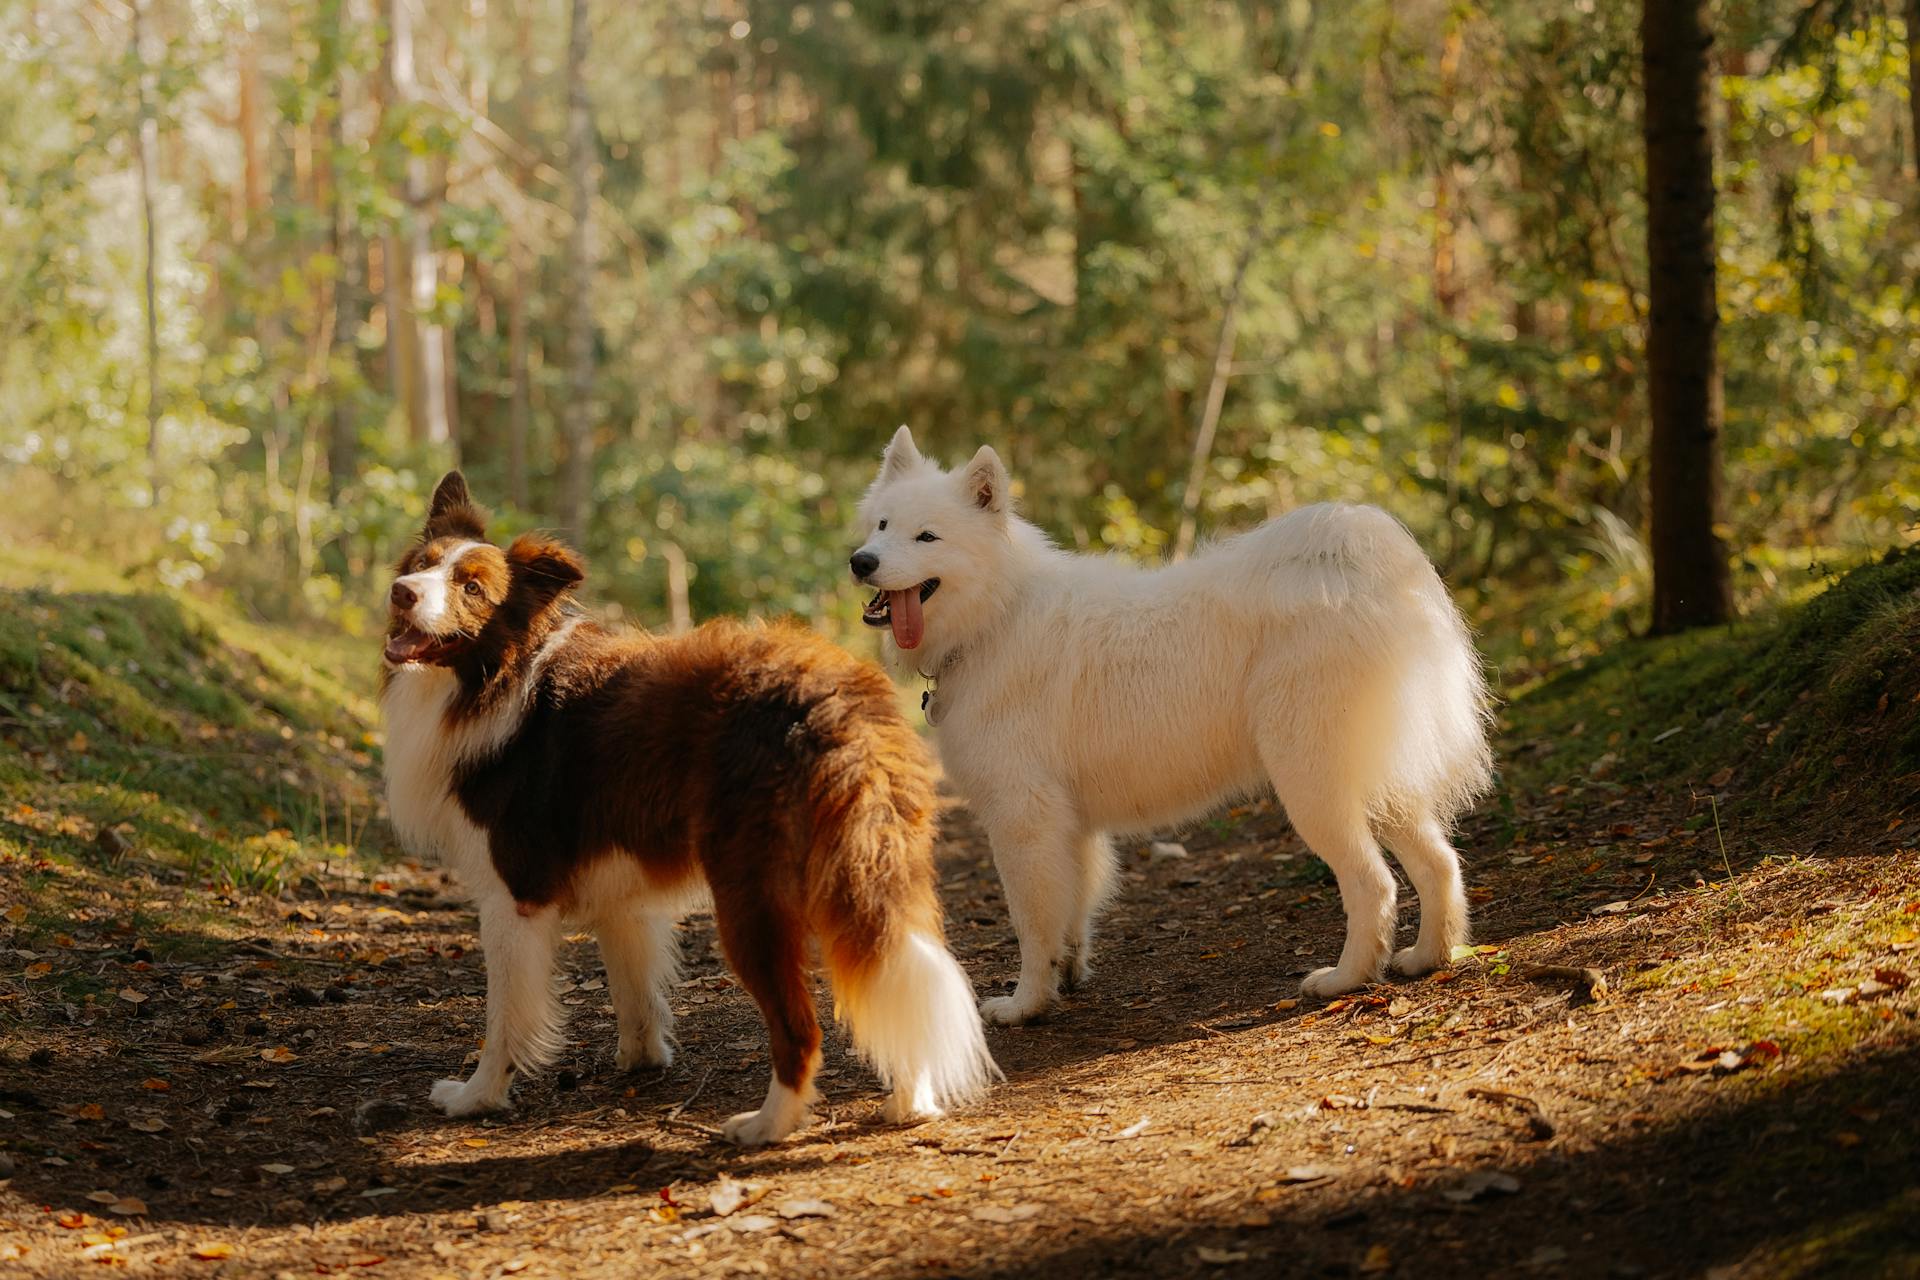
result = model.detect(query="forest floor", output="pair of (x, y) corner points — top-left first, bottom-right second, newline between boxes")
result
(2, 550), (1919, 1279)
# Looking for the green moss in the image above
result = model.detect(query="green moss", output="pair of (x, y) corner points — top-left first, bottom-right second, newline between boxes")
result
(1502, 546), (1920, 816)
(0, 547), (396, 904)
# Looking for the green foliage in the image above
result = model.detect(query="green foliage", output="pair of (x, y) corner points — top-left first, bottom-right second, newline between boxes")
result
(0, 0), (1913, 673)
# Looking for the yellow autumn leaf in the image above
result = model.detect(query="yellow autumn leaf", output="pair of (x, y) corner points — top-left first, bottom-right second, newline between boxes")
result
(191, 1242), (236, 1260)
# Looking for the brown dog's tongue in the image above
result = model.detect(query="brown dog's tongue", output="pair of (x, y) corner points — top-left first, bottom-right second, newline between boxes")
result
(889, 588), (923, 650)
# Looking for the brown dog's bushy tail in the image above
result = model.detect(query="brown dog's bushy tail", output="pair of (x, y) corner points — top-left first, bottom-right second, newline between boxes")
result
(802, 682), (999, 1118)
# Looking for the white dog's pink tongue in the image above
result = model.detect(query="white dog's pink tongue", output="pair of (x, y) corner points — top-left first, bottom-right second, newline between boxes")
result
(889, 588), (923, 649)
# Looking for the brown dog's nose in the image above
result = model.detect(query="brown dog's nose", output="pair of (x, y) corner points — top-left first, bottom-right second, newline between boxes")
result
(390, 581), (417, 610)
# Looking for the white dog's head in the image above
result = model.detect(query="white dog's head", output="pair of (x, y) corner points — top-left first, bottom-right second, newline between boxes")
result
(852, 425), (1010, 657)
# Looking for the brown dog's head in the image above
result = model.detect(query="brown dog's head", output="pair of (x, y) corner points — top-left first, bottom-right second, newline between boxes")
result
(383, 472), (585, 670)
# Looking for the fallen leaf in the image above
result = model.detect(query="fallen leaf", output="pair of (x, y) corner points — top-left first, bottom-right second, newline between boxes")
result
(313, 1177), (349, 1195)
(127, 1117), (167, 1133)
(1442, 1170), (1521, 1203)
(24, 962), (51, 979)
(1359, 1242), (1393, 1273)
(1113, 1116), (1151, 1139)
(117, 988), (148, 1005)
(107, 1197), (147, 1216)
(55, 1211), (96, 1230)
(260, 1163), (295, 1175)
(709, 1176), (759, 1217)
(971, 1204), (1040, 1224)
(461, 1138), (489, 1148)
(139, 1079), (170, 1092)
(727, 1214), (779, 1234)
(86, 1191), (119, 1204)
(1197, 1246), (1249, 1265)
(191, 1242), (236, 1261)
(259, 1047), (298, 1064)
(1277, 1165), (1337, 1185)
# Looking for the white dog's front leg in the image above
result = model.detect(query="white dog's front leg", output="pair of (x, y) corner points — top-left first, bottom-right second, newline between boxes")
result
(979, 806), (1081, 1025)
(431, 895), (563, 1116)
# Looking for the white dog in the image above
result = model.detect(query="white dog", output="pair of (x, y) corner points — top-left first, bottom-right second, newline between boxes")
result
(851, 428), (1492, 1023)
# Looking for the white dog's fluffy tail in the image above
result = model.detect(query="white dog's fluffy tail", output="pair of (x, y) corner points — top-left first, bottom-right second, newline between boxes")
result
(829, 929), (1001, 1119)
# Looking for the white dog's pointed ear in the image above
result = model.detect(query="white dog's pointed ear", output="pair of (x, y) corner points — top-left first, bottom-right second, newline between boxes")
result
(960, 445), (1008, 513)
(880, 424), (923, 480)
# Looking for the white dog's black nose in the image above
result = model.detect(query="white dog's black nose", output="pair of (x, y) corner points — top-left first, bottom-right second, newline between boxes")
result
(850, 550), (879, 580)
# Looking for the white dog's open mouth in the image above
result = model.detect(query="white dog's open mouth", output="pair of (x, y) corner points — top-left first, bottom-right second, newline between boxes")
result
(862, 579), (939, 650)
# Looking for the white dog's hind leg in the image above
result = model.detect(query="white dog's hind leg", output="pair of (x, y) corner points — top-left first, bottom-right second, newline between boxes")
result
(597, 905), (679, 1070)
(1378, 812), (1468, 976)
(979, 805), (1081, 1025)
(1064, 833), (1116, 990)
(431, 894), (564, 1116)
(1276, 794), (1397, 999)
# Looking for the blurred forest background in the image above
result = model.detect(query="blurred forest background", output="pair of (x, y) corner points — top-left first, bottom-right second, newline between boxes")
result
(2, 0), (1916, 679)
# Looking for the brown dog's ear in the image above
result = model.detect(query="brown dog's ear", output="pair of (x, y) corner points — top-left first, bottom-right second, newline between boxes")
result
(425, 471), (488, 542)
(507, 533), (585, 605)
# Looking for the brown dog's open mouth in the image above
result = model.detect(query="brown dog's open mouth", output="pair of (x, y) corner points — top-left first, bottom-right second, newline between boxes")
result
(383, 625), (461, 666)
(861, 579), (938, 651)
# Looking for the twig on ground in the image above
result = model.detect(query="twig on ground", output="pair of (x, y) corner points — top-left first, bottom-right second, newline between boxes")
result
(667, 1066), (713, 1120)
(655, 1114), (723, 1139)
(1514, 964), (1609, 1003)
(1465, 1086), (1555, 1140)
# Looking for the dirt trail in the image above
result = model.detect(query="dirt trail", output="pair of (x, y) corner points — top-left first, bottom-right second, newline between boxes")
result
(3, 786), (1917, 1279)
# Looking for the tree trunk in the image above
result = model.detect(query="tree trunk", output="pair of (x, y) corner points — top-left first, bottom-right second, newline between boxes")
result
(387, 0), (450, 446)
(327, 0), (360, 503)
(1642, 0), (1733, 633)
(1909, 0), (1920, 183)
(661, 541), (692, 634)
(556, 0), (596, 539)
(133, 0), (162, 501)
(1171, 230), (1257, 562)
(506, 239), (532, 509)
(236, 13), (266, 242)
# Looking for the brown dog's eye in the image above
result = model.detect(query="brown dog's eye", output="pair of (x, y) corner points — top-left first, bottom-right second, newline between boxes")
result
(463, 581), (482, 597)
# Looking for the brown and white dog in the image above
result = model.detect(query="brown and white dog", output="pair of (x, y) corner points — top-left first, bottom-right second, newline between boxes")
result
(379, 472), (997, 1144)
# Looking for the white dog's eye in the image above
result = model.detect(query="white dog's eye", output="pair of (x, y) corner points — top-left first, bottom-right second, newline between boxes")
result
(878, 519), (888, 531)
(916, 531), (939, 542)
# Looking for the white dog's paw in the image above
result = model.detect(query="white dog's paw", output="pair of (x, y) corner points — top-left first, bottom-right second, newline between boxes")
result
(1063, 951), (1094, 991)
(980, 990), (1051, 1026)
(615, 1031), (674, 1072)
(429, 1076), (509, 1117)
(1390, 942), (1449, 977)
(879, 1091), (942, 1126)
(720, 1105), (807, 1147)
(1300, 965), (1375, 999)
